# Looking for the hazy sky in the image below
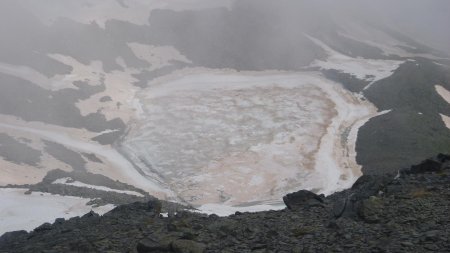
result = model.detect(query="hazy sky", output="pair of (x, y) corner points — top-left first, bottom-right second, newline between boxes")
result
(342, 0), (450, 54)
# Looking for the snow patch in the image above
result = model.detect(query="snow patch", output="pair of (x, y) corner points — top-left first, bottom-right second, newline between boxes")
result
(49, 54), (142, 122)
(440, 114), (450, 129)
(305, 35), (402, 90)
(0, 188), (114, 235)
(435, 85), (450, 105)
(196, 202), (286, 217)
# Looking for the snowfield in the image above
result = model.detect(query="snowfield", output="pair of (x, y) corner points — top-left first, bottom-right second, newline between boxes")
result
(0, 188), (114, 235)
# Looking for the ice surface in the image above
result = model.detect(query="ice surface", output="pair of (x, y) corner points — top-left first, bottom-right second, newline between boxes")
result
(122, 69), (378, 207)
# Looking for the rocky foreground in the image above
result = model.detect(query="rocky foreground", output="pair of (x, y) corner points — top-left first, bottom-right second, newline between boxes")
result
(1, 155), (450, 253)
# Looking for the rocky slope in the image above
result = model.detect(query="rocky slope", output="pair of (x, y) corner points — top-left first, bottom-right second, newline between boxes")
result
(1, 154), (449, 253)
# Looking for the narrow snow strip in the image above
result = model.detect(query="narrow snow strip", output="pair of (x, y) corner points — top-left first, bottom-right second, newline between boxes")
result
(311, 78), (378, 195)
(440, 114), (450, 129)
(0, 123), (174, 199)
(435, 85), (450, 104)
(435, 85), (450, 129)
(52, 178), (144, 197)
(0, 188), (114, 235)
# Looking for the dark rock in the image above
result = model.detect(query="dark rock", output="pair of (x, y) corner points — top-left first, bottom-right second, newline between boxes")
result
(436, 153), (450, 163)
(409, 159), (442, 174)
(424, 230), (439, 241)
(136, 237), (172, 253)
(82, 211), (99, 218)
(171, 239), (206, 253)
(33, 223), (52, 232)
(358, 197), (383, 223)
(332, 198), (348, 218)
(333, 175), (394, 219)
(283, 190), (323, 210)
(401, 241), (414, 247)
(147, 200), (162, 214)
(54, 218), (65, 225)
(0, 231), (27, 245)
(99, 96), (113, 102)
(327, 220), (340, 229)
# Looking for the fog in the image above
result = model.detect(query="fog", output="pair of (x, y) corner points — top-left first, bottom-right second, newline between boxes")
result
(345, 0), (450, 54)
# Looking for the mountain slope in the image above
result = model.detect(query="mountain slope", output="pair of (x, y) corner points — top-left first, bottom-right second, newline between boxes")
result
(0, 0), (450, 234)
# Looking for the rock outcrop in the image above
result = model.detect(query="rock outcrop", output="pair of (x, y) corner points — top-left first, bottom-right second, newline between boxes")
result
(1, 154), (449, 252)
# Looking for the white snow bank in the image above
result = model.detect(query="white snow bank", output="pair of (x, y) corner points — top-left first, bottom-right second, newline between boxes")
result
(0, 188), (114, 235)
(52, 178), (144, 197)
(196, 202), (286, 217)
(306, 35), (402, 89)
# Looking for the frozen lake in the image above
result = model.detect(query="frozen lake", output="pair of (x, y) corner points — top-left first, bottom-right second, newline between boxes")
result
(121, 69), (378, 207)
